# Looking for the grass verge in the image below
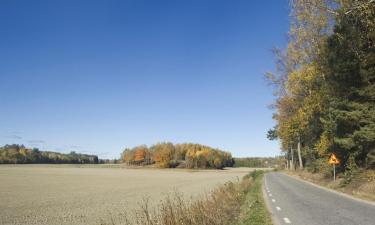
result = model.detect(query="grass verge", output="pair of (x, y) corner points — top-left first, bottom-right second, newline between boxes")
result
(101, 170), (272, 225)
(286, 169), (375, 202)
(236, 170), (273, 225)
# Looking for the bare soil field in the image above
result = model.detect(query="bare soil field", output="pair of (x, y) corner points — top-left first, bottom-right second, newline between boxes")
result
(0, 165), (254, 225)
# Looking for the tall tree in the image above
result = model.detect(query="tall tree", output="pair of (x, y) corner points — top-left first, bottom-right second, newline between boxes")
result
(267, 0), (375, 172)
(321, 0), (375, 168)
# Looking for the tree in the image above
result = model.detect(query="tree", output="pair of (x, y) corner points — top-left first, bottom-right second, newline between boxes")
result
(267, 127), (278, 140)
(267, 0), (375, 172)
(134, 146), (148, 163)
(320, 0), (375, 168)
(151, 143), (175, 168)
(120, 142), (234, 169)
(0, 145), (99, 164)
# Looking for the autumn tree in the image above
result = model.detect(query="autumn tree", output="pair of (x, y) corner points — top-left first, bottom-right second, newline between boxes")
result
(0, 144), (99, 164)
(267, 0), (375, 172)
(120, 142), (234, 169)
(151, 143), (175, 168)
(133, 145), (148, 164)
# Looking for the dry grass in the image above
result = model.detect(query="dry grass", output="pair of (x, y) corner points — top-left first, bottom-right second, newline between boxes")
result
(0, 165), (253, 225)
(351, 170), (375, 201)
(101, 172), (257, 225)
(99, 170), (272, 225)
(134, 180), (251, 225)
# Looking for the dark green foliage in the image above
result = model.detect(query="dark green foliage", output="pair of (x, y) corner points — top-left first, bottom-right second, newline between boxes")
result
(341, 155), (360, 185)
(321, 1), (375, 169)
(306, 158), (334, 178)
(269, 0), (375, 173)
(234, 157), (280, 168)
(266, 127), (278, 140)
(367, 149), (375, 168)
(246, 170), (264, 180)
(0, 144), (99, 164)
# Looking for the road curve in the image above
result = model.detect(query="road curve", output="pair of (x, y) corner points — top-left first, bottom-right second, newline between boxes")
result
(264, 172), (375, 225)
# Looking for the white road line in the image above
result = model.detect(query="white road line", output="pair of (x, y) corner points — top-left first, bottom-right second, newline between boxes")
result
(276, 206), (281, 211)
(269, 194), (272, 197)
(272, 199), (276, 202)
(265, 177), (269, 189)
(283, 217), (291, 223)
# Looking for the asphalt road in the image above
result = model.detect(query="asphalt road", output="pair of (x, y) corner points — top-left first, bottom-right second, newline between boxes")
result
(264, 172), (375, 225)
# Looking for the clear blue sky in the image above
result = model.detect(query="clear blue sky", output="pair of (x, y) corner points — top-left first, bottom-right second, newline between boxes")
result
(0, 0), (289, 158)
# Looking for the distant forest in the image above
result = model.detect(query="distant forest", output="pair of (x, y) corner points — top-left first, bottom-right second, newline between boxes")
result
(0, 144), (99, 164)
(2, 143), (285, 169)
(121, 142), (234, 169)
(233, 157), (284, 168)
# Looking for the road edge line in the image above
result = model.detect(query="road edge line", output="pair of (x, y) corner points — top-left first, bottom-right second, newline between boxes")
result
(283, 172), (375, 207)
(262, 174), (281, 225)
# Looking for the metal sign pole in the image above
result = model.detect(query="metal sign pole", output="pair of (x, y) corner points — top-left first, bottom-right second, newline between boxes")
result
(333, 164), (336, 181)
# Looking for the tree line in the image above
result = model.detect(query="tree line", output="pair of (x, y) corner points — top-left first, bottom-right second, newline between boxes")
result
(233, 157), (285, 168)
(0, 144), (99, 164)
(121, 142), (234, 169)
(267, 0), (375, 174)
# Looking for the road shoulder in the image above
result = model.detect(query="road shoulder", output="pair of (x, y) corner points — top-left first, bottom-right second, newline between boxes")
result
(283, 172), (375, 207)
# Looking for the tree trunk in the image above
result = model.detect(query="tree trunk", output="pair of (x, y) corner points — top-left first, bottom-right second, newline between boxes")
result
(297, 136), (303, 169)
(291, 146), (294, 170)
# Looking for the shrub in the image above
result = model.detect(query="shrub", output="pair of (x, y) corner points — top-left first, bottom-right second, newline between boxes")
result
(366, 149), (375, 169)
(307, 158), (332, 178)
(128, 177), (252, 225)
(341, 155), (359, 185)
(214, 157), (223, 169)
(168, 160), (179, 168)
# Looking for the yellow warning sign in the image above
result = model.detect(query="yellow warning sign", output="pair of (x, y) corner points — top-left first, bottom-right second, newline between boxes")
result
(329, 154), (340, 165)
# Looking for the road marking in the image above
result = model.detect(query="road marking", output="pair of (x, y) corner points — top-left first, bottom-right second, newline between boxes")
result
(272, 199), (276, 202)
(269, 193), (272, 197)
(276, 206), (281, 211)
(283, 217), (291, 224)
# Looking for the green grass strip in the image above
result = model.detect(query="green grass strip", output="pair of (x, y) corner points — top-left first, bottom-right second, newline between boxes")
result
(236, 171), (273, 225)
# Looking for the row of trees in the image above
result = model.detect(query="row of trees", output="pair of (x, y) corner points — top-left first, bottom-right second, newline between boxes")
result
(0, 144), (99, 164)
(267, 0), (375, 172)
(121, 143), (234, 169)
(233, 157), (285, 168)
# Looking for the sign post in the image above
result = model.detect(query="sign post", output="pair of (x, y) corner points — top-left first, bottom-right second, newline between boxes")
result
(328, 154), (340, 181)
(333, 164), (336, 181)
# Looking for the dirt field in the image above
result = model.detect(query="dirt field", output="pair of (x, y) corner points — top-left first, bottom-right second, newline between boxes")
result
(0, 165), (253, 225)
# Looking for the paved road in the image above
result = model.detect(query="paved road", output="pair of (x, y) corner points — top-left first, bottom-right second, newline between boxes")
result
(264, 172), (375, 225)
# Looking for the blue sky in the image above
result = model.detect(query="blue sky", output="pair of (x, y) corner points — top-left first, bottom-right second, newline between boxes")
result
(0, 0), (289, 158)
